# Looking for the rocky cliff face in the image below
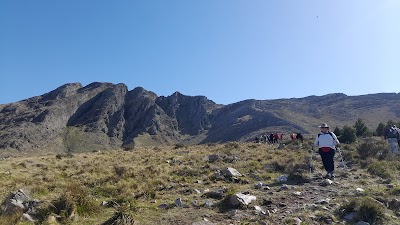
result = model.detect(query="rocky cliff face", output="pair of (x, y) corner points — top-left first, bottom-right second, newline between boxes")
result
(1, 82), (400, 154)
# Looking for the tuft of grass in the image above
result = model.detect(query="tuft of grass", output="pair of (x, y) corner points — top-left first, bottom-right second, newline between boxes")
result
(338, 197), (385, 224)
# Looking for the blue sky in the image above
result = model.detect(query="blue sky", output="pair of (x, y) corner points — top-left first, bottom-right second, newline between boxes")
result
(0, 0), (399, 105)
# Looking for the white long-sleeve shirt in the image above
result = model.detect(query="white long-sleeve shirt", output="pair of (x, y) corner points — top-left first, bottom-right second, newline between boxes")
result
(314, 131), (340, 149)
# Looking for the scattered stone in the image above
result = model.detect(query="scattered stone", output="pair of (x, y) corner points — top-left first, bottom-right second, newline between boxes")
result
(316, 198), (330, 205)
(204, 199), (214, 208)
(222, 167), (242, 177)
(254, 205), (267, 215)
(344, 212), (355, 221)
(254, 182), (264, 189)
(277, 175), (288, 182)
(204, 190), (224, 199)
(387, 184), (395, 189)
(292, 191), (302, 196)
(279, 184), (289, 191)
(389, 198), (400, 210)
(193, 189), (201, 194)
(320, 179), (333, 187)
(356, 188), (365, 194)
(228, 193), (257, 207)
(22, 213), (35, 222)
(305, 204), (318, 210)
(175, 198), (184, 207)
(158, 204), (170, 209)
(101, 200), (120, 208)
(257, 221), (267, 225)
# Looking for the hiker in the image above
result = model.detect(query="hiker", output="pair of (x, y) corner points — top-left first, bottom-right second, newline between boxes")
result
(384, 124), (399, 155)
(269, 133), (274, 144)
(296, 133), (304, 142)
(273, 133), (279, 143)
(280, 133), (284, 140)
(314, 123), (340, 179)
(290, 133), (297, 140)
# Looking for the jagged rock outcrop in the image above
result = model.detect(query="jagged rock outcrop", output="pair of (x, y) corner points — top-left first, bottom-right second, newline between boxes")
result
(1, 82), (400, 154)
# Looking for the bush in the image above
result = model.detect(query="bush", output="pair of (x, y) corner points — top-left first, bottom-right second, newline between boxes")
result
(354, 118), (369, 137)
(357, 138), (390, 160)
(339, 126), (357, 144)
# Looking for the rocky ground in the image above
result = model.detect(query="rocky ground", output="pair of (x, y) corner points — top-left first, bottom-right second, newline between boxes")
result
(0, 139), (399, 225)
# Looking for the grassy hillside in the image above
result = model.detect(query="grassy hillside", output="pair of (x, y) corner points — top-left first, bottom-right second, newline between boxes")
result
(1, 138), (400, 224)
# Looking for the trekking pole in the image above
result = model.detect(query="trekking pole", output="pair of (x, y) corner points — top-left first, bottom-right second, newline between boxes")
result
(309, 146), (314, 180)
(336, 146), (348, 170)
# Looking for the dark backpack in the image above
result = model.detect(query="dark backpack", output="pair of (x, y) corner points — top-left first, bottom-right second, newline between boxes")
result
(387, 128), (398, 138)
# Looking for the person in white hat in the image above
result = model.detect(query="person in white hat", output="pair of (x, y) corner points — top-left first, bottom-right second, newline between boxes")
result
(314, 123), (340, 179)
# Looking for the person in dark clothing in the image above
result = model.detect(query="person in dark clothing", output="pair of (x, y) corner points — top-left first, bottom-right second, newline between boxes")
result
(296, 133), (304, 142)
(314, 123), (340, 179)
(269, 133), (274, 144)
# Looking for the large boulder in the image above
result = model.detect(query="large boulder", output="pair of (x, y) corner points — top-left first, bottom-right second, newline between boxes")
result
(229, 193), (256, 207)
(222, 167), (242, 177)
(0, 189), (40, 216)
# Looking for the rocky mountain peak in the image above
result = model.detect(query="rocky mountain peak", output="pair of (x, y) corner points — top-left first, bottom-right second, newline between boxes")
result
(1, 83), (400, 154)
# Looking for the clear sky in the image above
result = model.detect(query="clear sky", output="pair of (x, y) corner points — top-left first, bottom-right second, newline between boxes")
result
(0, 0), (399, 105)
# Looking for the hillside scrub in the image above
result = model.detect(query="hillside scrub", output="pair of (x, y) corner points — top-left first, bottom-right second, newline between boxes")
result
(1, 139), (400, 224)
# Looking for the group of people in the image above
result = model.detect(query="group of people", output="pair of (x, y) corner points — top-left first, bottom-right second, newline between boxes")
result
(253, 123), (400, 181)
(255, 132), (304, 144)
(314, 122), (400, 180)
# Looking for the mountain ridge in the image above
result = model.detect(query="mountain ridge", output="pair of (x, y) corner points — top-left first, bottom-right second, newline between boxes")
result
(1, 82), (399, 154)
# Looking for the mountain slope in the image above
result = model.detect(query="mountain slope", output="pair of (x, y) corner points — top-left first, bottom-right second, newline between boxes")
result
(0, 82), (399, 154)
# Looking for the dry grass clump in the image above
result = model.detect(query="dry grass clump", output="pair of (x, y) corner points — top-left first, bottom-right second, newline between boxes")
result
(338, 197), (386, 224)
(100, 211), (135, 225)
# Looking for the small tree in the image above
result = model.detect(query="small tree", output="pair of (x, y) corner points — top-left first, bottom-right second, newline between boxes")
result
(354, 118), (369, 137)
(339, 125), (357, 144)
(376, 123), (385, 136)
(387, 120), (397, 126)
(333, 127), (342, 136)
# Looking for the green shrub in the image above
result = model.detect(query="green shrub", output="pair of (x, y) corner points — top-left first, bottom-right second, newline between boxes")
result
(357, 138), (390, 160)
(339, 125), (357, 144)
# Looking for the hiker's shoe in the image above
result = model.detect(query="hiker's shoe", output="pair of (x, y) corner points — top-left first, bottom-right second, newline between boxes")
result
(324, 172), (330, 179)
(329, 172), (335, 179)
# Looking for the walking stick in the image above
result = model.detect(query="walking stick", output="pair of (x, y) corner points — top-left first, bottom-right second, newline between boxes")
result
(309, 146), (314, 180)
(336, 146), (348, 170)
